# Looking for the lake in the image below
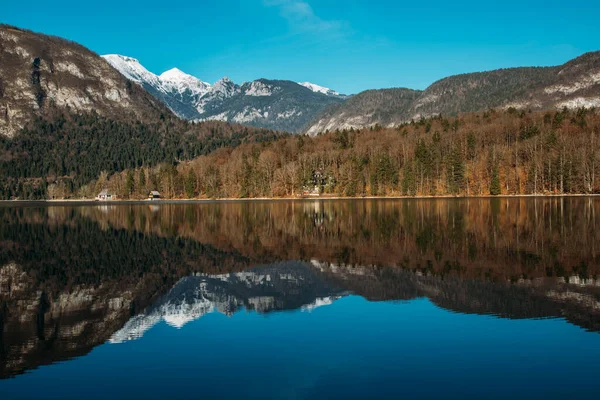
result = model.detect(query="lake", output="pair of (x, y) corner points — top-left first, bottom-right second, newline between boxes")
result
(1, 198), (600, 399)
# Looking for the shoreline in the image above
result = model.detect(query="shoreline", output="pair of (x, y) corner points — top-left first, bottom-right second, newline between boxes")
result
(1, 193), (599, 206)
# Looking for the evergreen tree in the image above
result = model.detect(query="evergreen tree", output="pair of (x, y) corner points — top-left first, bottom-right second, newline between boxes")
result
(490, 164), (501, 195)
(185, 169), (197, 198)
(467, 132), (477, 161)
(402, 162), (416, 196)
(138, 169), (146, 189)
(447, 146), (465, 195)
(125, 170), (135, 195)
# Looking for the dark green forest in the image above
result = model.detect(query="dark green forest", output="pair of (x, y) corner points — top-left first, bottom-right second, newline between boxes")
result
(0, 111), (284, 199)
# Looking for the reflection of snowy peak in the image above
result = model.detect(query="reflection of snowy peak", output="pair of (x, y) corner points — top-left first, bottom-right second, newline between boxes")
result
(102, 54), (346, 132)
(109, 262), (346, 343)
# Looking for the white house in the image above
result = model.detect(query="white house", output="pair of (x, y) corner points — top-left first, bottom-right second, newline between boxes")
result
(97, 189), (115, 201)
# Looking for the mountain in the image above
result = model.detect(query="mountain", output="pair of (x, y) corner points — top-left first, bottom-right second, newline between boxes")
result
(305, 51), (600, 135)
(305, 88), (422, 135)
(0, 25), (168, 138)
(197, 78), (347, 132)
(109, 262), (346, 343)
(102, 54), (346, 132)
(101, 54), (210, 120)
(0, 26), (284, 200)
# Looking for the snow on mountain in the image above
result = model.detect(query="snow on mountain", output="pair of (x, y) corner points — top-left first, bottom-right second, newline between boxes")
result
(102, 54), (161, 87)
(159, 67), (211, 98)
(103, 55), (211, 99)
(211, 77), (240, 98)
(299, 81), (341, 97)
(102, 54), (347, 132)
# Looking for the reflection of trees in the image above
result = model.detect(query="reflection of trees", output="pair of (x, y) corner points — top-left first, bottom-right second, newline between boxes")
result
(0, 207), (263, 379)
(1, 199), (600, 379)
(77, 198), (600, 280)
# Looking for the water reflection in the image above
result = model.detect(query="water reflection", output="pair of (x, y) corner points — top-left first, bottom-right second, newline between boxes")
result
(1, 198), (600, 382)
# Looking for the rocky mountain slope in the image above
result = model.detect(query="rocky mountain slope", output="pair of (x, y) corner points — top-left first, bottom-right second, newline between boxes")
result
(305, 51), (600, 135)
(103, 54), (346, 132)
(0, 26), (285, 200)
(0, 25), (168, 138)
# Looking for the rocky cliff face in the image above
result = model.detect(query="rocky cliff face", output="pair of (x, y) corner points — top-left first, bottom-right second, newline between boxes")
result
(0, 25), (168, 138)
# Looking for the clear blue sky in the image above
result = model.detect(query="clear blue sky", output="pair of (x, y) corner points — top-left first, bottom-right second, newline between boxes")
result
(2, 0), (599, 94)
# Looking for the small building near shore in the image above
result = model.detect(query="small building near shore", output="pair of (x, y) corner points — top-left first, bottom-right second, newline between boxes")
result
(301, 186), (321, 197)
(148, 190), (161, 200)
(97, 189), (115, 201)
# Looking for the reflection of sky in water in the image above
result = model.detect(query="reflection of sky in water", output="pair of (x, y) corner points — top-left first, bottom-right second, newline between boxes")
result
(2, 297), (599, 400)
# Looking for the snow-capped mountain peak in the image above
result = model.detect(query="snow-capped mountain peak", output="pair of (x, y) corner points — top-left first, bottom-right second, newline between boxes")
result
(159, 68), (211, 97)
(159, 67), (190, 82)
(102, 55), (347, 131)
(298, 81), (340, 97)
(102, 54), (161, 86)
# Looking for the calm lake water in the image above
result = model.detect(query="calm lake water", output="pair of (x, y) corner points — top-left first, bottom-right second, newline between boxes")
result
(1, 198), (600, 399)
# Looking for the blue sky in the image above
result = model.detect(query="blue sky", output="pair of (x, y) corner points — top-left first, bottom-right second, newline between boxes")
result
(2, 0), (599, 94)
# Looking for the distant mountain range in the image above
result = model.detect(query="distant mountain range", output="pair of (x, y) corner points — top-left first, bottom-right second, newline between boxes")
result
(305, 52), (600, 135)
(102, 54), (347, 132)
(1, 23), (599, 140)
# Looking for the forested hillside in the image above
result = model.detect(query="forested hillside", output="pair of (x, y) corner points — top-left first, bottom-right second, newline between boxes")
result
(0, 110), (283, 199)
(81, 107), (600, 199)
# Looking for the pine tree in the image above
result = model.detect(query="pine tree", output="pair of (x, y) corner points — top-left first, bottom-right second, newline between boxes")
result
(125, 170), (135, 196)
(490, 164), (501, 195)
(185, 169), (196, 198)
(447, 146), (465, 195)
(138, 169), (146, 190)
(402, 162), (416, 196)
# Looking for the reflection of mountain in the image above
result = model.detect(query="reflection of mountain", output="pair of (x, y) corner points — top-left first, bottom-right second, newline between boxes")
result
(311, 261), (600, 332)
(110, 262), (346, 343)
(2, 201), (600, 379)
(3, 257), (600, 379)
(0, 207), (261, 378)
(107, 260), (600, 346)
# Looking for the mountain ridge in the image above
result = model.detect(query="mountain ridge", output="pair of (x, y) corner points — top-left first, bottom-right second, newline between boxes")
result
(102, 54), (347, 132)
(305, 51), (600, 135)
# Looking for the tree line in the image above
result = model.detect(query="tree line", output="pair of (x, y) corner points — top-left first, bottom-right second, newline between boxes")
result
(84, 107), (600, 199)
